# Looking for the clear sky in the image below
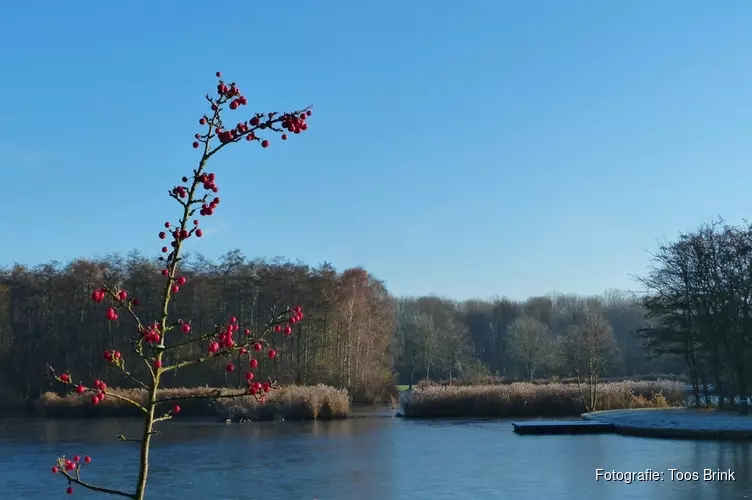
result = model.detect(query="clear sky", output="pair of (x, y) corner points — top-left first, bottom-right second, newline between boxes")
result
(1, 1), (751, 301)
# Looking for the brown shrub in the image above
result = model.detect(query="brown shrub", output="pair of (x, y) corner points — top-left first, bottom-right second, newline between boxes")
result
(34, 384), (351, 420)
(400, 380), (685, 418)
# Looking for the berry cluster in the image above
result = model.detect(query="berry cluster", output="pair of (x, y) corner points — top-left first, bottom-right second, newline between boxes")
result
(51, 454), (92, 495)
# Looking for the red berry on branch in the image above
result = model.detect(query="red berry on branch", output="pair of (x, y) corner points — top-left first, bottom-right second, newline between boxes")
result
(230, 316), (237, 324)
(154, 360), (162, 369)
(51, 466), (59, 474)
(262, 382), (271, 393)
(306, 110), (312, 116)
(172, 285), (180, 294)
(250, 358), (258, 369)
(106, 308), (118, 321)
(294, 306), (302, 313)
(261, 140), (270, 148)
(84, 456), (91, 464)
(253, 343), (262, 352)
(114, 351), (121, 359)
(91, 395), (100, 405)
(117, 291), (127, 301)
(244, 328), (251, 336)
(165, 222), (171, 228)
(76, 384), (86, 394)
(226, 362), (235, 372)
(161, 269), (169, 277)
(199, 118), (206, 125)
(181, 323), (191, 334)
(60, 373), (70, 383)
(245, 372), (254, 381)
(283, 326), (292, 335)
(67, 487), (73, 495)
(216, 71), (221, 77)
(73, 455), (80, 462)
(239, 347), (247, 355)
(281, 134), (288, 140)
(192, 142), (199, 149)
(173, 405), (181, 414)
(162, 247), (168, 253)
(195, 229), (203, 237)
(208, 341), (219, 354)
(229, 100), (239, 110)
(268, 349), (277, 359)
(274, 325), (281, 333)
(131, 299), (139, 306)
(159, 232), (166, 239)
(177, 276), (187, 286)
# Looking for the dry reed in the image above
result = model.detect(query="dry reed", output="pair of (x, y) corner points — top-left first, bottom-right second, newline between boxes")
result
(401, 380), (685, 418)
(34, 384), (351, 420)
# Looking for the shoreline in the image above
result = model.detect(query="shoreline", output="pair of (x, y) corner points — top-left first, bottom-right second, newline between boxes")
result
(583, 408), (752, 440)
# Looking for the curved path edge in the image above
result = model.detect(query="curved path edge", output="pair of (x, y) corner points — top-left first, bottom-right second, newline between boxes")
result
(582, 408), (752, 440)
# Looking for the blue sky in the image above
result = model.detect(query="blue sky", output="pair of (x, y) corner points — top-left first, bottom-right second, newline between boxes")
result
(1, 1), (751, 300)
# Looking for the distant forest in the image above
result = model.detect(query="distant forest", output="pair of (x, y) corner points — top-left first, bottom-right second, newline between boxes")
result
(2, 219), (749, 405)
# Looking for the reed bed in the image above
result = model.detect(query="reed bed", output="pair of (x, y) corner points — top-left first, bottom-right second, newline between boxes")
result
(400, 380), (685, 418)
(34, 384), (351, 420)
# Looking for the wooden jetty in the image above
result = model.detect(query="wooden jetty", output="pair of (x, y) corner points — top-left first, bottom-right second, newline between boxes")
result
(512, 420), (614, 435)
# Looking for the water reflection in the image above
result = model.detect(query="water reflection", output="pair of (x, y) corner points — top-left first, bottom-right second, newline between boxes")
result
(1, 415), (751, 499)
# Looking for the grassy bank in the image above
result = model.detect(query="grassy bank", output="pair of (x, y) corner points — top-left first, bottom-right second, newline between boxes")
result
(400, 380), (685, 418)
(35, 384), (351, 420)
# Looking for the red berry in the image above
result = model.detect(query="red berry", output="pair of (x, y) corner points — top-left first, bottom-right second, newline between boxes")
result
(177, 276), (187, 286)
(106, 308), (118, 321)
(192, 141), (199, 148)
(306, 110), (312, 116)
(244, 328), (251, 336)
(181, 323), (191, 334)
(268, 349), (277, 359)
(159, 232), (166, 239)
(216, 71), (221, 77)
(172, 285), (180, 294)
(173, 405), (181, 414)
(294, 306), (302, 313)
(67, 487), (73, 495)
(154, 359), (162, 369)
(226, 362), (235, 372)
(249, 358), (258, 369)
(208, 341), (219, 354)
(281, 134), (288, 140)
(200, 118), (207, 125)
(161, 269), (169, 277)
(230, 316), (237, 324)
(91, 395), (100, 405)
(253, 343), (262, 352)
(262, 382), (271, 392)
(229, 100), (239, 110)
(283, 325), (292, 335)
(274, 325), (281, 333)
(76, 384), (85, 394)
(261, 140), (269, 148)
(73, 455), (80, 462)
(195, 229), (203, 237)
(60, 373), (70, 383)
(84, 456), (91, 464)
(52, 466), (59, 474)
(245, 372), (254, 381)
(165, 222), (171, 228)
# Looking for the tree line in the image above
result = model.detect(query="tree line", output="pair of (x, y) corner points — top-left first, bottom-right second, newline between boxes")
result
(0, 245), (697, 406)
(638, 219), (752, 408)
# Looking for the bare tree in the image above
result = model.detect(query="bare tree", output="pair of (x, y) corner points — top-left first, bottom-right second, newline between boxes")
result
(507, 316), (553, 382)
(565, 312), (615, 412)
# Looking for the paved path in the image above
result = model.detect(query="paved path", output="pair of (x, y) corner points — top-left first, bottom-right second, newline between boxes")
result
(583, 408), (752, 440)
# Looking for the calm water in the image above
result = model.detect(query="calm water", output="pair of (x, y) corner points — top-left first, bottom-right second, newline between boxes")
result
(2, 409), (751, 499)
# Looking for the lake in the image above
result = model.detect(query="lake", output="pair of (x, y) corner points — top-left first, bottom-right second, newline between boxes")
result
(2, 408), (751, 499)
